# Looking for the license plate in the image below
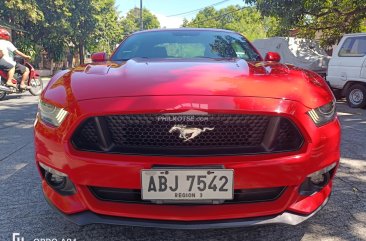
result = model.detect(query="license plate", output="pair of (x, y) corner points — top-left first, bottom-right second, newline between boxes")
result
(141, 169), (233, 201)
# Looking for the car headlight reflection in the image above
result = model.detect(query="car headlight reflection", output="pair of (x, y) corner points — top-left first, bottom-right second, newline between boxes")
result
(38, 100), (68, 127)
(307, 100), (336, 127)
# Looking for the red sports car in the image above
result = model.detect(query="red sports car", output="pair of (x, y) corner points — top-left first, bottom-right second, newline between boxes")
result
(34, 28), (340, 229)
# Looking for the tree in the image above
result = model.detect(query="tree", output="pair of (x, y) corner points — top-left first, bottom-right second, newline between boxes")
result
(219, 6), (278, 41)
(33, 0), (72, 62)
(362, 20), (366, 32)
(87, 0), (124, 54)
(121, 8), (160, 34)
(186, 6), (220, 29)
(245, 0), (366, 47)
(0, 1), (158, 66)
(183, 5), (278, 41)
(0, 0), (44, 25)
(67, 0), (99, 64)
(182, 18), (189, 27)
(0, 0), (44, 58)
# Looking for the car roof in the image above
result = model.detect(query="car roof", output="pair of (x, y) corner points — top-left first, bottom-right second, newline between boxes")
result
(131, 28), (237, 35)
(343, 32), (366, 37)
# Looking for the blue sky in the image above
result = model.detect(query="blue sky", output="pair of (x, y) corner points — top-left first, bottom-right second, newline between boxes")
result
(115, 0), (246, 28)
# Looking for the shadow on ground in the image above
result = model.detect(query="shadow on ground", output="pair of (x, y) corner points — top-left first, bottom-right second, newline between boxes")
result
(0, 97), (37, 130)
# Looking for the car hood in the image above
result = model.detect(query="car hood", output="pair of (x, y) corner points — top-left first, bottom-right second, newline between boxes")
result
(44, 58), (333, 109)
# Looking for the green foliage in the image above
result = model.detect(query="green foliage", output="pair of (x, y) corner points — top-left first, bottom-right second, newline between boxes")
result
(182, 18), (189, 27)
(359, 19), (366, 32)
(187, 6), (220, 29)
(245, 0), (366, 46)
(13, 34), (40, 59)
(221, 6), (278, 41)
(121, 8), (160, 34)
(1, 0), (44, 24)
(33, 0), (72, 61)
(68, 0), (96, 43)
(0, 0), (44, 60)
(183, 5), (278, 41)
(0, 0), (160, 64)
(87, 0), (123, 54)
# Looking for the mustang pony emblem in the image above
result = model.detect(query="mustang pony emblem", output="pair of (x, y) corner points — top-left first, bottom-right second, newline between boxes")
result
(169, 125), (214, 142)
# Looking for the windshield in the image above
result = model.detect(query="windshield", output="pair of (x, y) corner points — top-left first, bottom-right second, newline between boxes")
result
(111, 30), (262, 61)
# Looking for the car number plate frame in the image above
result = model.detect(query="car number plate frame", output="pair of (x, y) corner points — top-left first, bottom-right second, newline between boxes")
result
(141, 169), (234, 202)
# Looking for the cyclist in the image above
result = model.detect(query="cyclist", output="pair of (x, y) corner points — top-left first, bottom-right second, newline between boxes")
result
(0, 28), (31, 89)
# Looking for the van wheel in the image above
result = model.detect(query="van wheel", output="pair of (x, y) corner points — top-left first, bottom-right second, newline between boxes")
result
(346, 84), (366, 108)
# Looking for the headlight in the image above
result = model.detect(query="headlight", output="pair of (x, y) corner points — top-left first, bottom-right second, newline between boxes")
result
(38, 100), (68, 127)
(307, 100), (336, 127)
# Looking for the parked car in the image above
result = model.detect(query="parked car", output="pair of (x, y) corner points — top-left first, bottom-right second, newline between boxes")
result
(253, 37), (330, 78)
(34, 28), (340, 229)
(327, 33), (366, 108)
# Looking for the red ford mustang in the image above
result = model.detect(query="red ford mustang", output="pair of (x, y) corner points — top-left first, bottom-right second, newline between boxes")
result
(34, 28), (340, 229)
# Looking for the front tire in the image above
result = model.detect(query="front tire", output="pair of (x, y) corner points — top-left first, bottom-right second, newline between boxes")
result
(29, 77), (43, 96)
(346, 84), (366, 108)
(0, 91), (6, 101)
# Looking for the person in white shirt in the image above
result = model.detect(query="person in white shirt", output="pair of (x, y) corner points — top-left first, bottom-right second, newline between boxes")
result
(0, 28), (31, 89)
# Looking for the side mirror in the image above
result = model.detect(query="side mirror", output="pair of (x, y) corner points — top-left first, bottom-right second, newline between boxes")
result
(91, 52), (108, 62)
(264, 52), (281, 62)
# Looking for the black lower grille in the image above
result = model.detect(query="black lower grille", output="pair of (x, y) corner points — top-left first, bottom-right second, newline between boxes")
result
(71, 114), (303, 156)
(89, 186), (286, 205)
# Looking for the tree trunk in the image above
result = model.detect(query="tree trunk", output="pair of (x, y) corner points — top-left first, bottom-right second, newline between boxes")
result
(79, 42), (85, 65)
(50, 59), (54, 75)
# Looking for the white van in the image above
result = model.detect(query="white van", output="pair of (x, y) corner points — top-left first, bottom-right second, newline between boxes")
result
(327, 33), (366, 108)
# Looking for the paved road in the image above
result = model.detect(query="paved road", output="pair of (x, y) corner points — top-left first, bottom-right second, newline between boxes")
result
(0, 90), (365, 241)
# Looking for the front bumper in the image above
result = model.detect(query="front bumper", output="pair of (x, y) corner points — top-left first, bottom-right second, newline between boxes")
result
(35, 96), (341, 226)
(44, 193), (329, 229)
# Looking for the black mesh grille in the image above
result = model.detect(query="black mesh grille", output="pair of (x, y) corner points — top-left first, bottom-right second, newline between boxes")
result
(76, 120), (99, 148)
(106, 114), (269, 147)
(89, 186), (286, 204)
(273, 118), (304, 151)
(72, 114), (303, 156)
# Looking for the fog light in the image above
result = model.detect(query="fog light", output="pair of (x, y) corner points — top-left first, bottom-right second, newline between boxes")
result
(45, 172), (67, 189)
(309, 173), (326, 185)
(299, 163), (337, 196)
(39, 162), (76, 196)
